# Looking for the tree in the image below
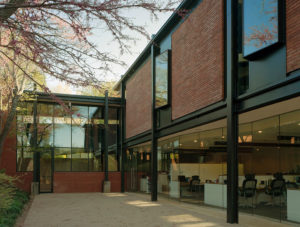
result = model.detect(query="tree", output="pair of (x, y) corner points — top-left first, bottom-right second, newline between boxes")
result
(0, 0), (179, 159)
(77, 81), (120, 97)
(0, 47), (46, 159)
(0, 0), (177, 87)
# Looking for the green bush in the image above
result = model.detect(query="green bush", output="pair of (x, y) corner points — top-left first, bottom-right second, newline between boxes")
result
(0, 171), (29, 227)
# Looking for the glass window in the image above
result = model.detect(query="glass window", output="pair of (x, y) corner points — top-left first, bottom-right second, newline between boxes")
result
(252, 116), (279, 143)
(54, 148), (71, 171)
(243, 0), (281, 58)
(37, 104), (53, 147)
(17, 147), (33, 171)
(72, 105), (89, 148)
(54, 105), (71, 148)
(72, 148), (89, 171)
(155, 51), (169, 108)
(89, 152), (103, 171)
(108, 152), (118, 171)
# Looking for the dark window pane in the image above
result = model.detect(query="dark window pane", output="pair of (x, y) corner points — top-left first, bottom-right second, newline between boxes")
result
(17, 147), (33, 171)
(54, 148), (71, 171)
(155, 51), (169, 108)
(243, 0), (279, 58)
(72, 148), (89, 171)
(89, 106), (103, 155)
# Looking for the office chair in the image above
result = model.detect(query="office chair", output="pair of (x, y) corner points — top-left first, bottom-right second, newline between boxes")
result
(178, 175), (186, 182)
(239, 175), (257, 208)
(265, 173), (285, 206)
(191, 175), (199, 180)
(190, 179), (201, 192)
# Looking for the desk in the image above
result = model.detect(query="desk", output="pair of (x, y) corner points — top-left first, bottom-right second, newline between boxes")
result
(287, 189), (300, 223)
(204, 183), (227, 208)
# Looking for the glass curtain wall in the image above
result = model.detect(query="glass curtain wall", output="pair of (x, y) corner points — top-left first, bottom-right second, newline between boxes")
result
(157, 121), (229, 209)
(125, 143), (151, 193)
(16, 102), (120, 173)
(107, 108), (119, 171)
(16, 102), (34, 171)
(238, 108), (300, 224)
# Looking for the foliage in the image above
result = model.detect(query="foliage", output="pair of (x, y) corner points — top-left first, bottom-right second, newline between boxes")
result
(0, 0), (178, 89)
(0, 171), (18, 212)
(0, 189), (29, 227)
(0, 171), (29, 227)
(77, 81), (120, 97)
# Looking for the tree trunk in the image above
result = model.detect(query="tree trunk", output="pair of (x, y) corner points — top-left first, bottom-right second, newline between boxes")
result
(0, 93), (20, 161)
(0, 0), (25, 22)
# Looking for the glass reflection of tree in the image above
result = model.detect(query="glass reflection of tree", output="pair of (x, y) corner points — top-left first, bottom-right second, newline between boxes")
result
(244, 0), (278, 55)
(156, 52), (168, 108)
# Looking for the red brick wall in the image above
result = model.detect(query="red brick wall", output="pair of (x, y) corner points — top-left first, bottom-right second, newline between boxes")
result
(126, 59), (152, 138)
(53, 172), (121, 193)
(171, 0), (224, 120)
(0, 127), (33, 193)
(286, 0), (300, 73)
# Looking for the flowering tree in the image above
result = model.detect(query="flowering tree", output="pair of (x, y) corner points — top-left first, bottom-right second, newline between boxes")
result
(0, 0), (179, 159)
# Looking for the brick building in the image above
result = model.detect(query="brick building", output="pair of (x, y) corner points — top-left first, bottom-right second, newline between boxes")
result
(1, 0), (300, 224)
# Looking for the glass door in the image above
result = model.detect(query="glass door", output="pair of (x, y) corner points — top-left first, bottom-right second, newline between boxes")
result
(39, 149), (53, 193)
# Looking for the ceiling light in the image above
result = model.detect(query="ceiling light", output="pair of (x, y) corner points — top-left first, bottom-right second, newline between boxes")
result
(193, 140), (198, 143)
(258, 130), (262, 134)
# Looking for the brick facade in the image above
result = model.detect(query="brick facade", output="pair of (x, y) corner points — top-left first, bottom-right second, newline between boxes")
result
(53, 172), (121, 193)
(286, 0), (300, 73)
(171, 0), (224, 120)
(0, 129), (33, 193)
(126, 59), (152, 138)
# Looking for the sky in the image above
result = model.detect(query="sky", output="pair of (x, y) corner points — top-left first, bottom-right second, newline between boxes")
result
(46, 5), (180, 94)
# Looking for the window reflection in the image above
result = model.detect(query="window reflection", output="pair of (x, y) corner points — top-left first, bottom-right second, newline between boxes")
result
(72, 148), (88, 171)
(17, 147), (33, 171)
(155, 51), (169, 108)
(243, 0), (280, 58)
(54, 105), (71, 148)
(16, 102), (120, 173)
(37, 104), (53, 147)
(54, 148), (71, 171)
(72, 105), (88, 148)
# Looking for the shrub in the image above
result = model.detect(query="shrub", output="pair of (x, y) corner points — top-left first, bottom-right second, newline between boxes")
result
(0, 170), (29, 227)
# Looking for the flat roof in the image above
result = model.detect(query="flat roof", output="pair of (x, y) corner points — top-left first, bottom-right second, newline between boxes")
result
(23, 90), (122, 106)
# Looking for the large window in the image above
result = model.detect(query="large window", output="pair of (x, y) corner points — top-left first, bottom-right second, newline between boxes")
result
(16, 102), (120, 172)
(238, 104), (300, 224)
(155, 50), (170, 108)
(157, 119), (228, 207)
(243, 0), (283, 58)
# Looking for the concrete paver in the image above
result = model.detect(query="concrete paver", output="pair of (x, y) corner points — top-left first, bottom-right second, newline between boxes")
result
(22, 193), (295, 227)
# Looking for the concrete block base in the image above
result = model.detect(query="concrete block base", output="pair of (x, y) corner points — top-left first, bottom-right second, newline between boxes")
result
(103, 181), (111, 193)
(31, 182), (39, 195)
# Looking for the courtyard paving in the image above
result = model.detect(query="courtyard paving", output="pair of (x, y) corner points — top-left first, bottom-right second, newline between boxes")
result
(21, 193), (294, 227)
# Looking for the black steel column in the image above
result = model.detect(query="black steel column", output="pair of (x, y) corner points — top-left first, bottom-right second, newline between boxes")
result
(104, 90), (109, 181)
(33, 84), (39, 184)
(120, 81), (126, 192)
(151, 37), (158, 201)
(226, 0), (239, 223)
